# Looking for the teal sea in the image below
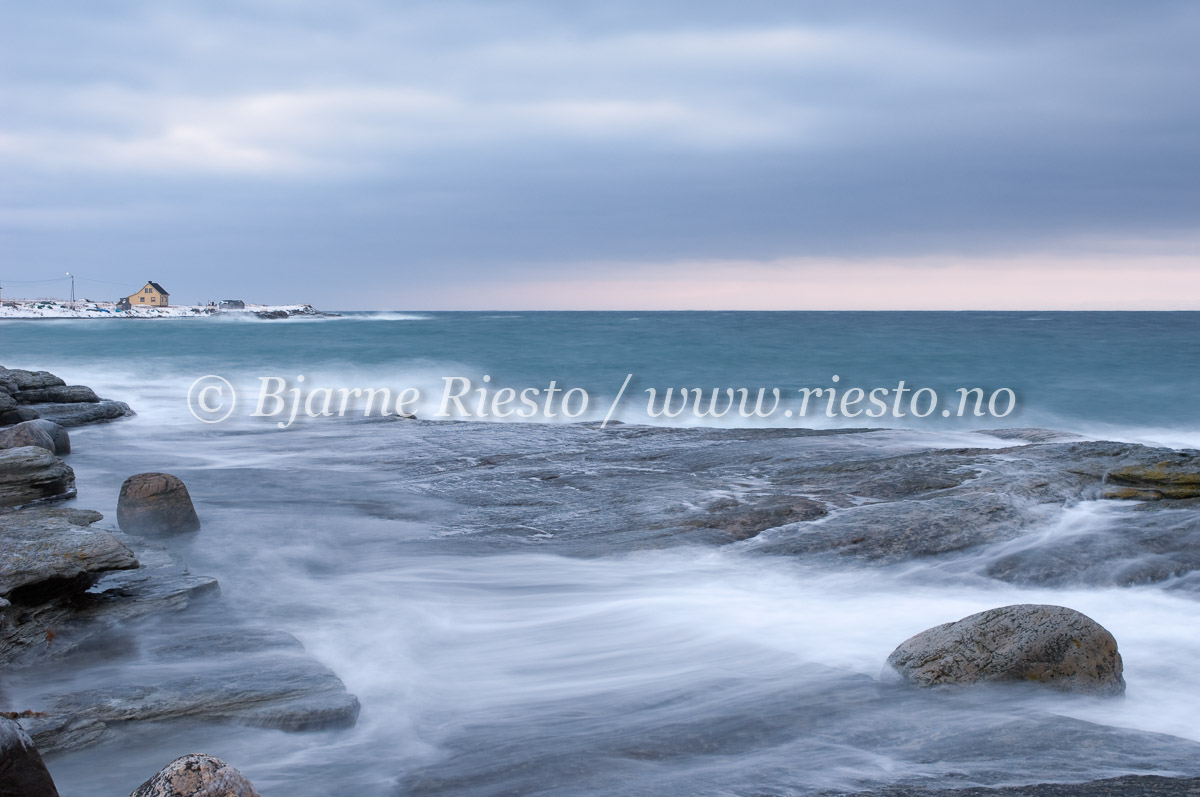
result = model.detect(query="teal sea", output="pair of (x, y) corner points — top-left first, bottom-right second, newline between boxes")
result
(4, 311), (1200, 444)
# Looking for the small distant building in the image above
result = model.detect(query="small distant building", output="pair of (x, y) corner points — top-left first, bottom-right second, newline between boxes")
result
(127, 281), (169, 307)
(218, 299), (245, 310)
(116, 297), (132, 311)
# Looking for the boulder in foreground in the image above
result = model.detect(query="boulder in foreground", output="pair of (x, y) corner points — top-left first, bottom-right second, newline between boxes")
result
(118, 473), (201, 534)
(0, 421), (57, 454)
(884, 604), (1125, 696)
(0, 717), (60, 797)
(0, 447), (75, 507)
(131, 754), (259, 797)
(26, 420), (70, 455)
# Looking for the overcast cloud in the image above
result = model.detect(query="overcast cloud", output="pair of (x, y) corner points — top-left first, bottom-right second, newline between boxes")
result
(1, 1), (1198, 308)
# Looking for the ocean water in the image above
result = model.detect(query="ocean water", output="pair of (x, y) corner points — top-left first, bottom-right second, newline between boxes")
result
(3, 311), (1200, 795)
(4, 311), (1200, 441)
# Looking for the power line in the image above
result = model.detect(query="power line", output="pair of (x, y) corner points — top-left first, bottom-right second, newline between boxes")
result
(76, 277), (146, 288)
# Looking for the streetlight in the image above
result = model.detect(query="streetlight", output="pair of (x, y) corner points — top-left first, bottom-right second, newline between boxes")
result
(66, 272), (75, 307)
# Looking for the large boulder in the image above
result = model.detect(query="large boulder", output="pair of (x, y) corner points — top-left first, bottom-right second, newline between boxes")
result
(26, 420), (70, 455)
(0, 717), (60, 797)
(118, 473), (201, 534)
(0, 391), (16, 414)
(0, 421), (56, 454)
(16, 385), (99, 404)
(884, 604), (1125, 696)
(0, 447), (75, 507)
(130, 754), (259, 797)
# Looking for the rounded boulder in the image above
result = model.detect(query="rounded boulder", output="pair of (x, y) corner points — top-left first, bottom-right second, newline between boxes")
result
(883, 604), (1125, 696)
(117, 473), (201, 534)
(27, 419), (70, 455)
(0, 717), (60, 797)
(131, 754), (259, 797)
(0, 421), (57, 454)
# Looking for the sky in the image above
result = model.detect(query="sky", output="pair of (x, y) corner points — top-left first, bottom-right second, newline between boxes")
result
(1, 0), (1198, 310)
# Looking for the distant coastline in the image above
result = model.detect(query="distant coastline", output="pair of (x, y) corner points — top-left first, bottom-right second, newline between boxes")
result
(0, 299), (332, 320)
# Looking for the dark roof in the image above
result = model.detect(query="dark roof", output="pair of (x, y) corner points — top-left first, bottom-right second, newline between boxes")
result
(147, 281), (168, 295)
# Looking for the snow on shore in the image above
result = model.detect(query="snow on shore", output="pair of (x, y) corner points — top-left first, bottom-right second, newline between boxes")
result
(0, 300), (326, 319)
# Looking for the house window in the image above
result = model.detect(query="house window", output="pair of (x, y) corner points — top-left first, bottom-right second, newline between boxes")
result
(145, 287), (151, 293)
(139, 297), (145, 302)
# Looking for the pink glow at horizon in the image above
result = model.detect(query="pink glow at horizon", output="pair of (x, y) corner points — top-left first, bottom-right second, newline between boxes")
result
(414, 254), (1200, 311)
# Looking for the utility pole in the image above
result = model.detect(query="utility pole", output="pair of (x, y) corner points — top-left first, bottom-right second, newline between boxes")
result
(66, 272), (75, 307)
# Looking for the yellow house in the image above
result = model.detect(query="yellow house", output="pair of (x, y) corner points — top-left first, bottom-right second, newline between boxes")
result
(128, 281), (170, 307)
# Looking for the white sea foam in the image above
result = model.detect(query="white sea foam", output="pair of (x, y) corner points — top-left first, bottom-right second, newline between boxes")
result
(33, 362), (1200, 796)
(341, 312), (436, 321)
(200, 547), (1200, 792)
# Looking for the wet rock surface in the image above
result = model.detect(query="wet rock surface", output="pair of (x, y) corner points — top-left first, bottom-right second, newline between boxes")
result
(118, 473), (202, 534)
(16, 617), (360, 754)
(3, 519), (359, 754)
(840, 775), (1200, 796)
(369, 424), (1200, 592)
(883, 604), (1125, 696)
(0, 717), (60, 797)
(0, 406), (40, 426)
(23, 399), (135, 427)
(985, 502), (1200, 589)
(26, 419), (70, 455)
(0, 365), (133, 427)
(131, 753), (259, 797)
(0, 368), (65, 392)
(0, 531), (219, 671)
(692, 495), (828, 540)
(0, 446), (75, 507)
(0, 365), (359, 760)
(0, 506), (137, 599)
(16, 385), (100, 404)
(1105, 457), (1200, 500)
(0, 420), (58, 453)
(2, 509), (359, 754)
(396, 664), (1200, 796)
(211, 420), (1200, 793)
(6, 373), (1200, 794)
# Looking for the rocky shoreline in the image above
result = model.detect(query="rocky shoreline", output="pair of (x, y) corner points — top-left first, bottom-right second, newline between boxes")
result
(357, 420), (1200, 794)
(385, 420), (1200, 594)
(4, 364), (1200, 795)
(1, 364), (358, 795)
(0, 301), (337, 320)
